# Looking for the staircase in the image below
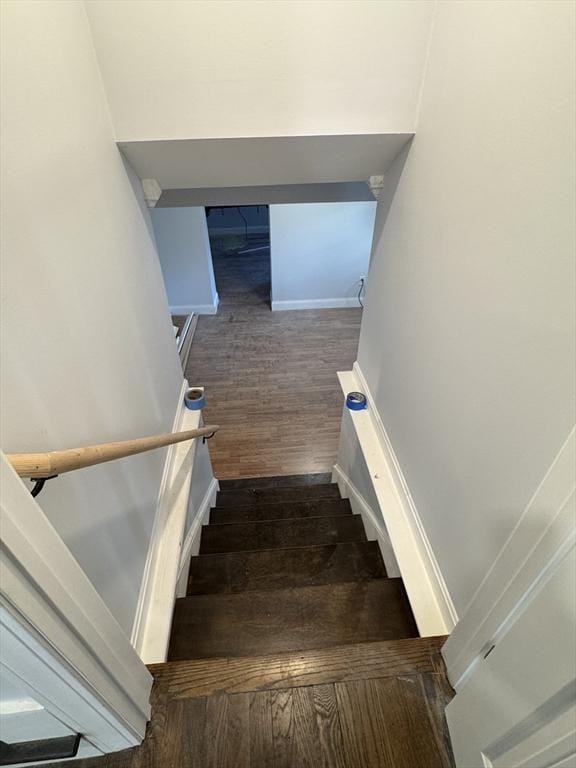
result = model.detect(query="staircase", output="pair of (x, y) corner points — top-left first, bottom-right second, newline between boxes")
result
(169, 473), (418, 660)
(140, 474), (456, 766)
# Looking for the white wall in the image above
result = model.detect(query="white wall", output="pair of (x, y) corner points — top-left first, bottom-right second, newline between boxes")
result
(355, 0), (576, 616)
(337, 410), (381, 524)
(335, 408), (400, 577)
(270, 202), (377, 310)
(0, 1), (183, 635)
(151, 208), (218, 315)
(85, 0), (434, 140)
(186, 437), (216, 542)
(122, 152), (158, 246)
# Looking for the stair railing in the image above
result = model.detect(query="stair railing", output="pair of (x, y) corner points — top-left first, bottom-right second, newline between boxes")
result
(6, 426), (220, 493)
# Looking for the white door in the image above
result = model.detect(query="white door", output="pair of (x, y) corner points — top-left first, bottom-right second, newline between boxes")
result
(0, 452), (153, 760)
(446, 544), (576, 768)
(0, 671), (75, 742)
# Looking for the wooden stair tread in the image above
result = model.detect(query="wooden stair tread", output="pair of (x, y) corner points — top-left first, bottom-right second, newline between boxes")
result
(199, 514), (366, 554)
(168, 579), (418, 660)
(151, 636), (446, 698)
(188, 541), (386, 594)
(209, 497), (351, 525)
(218, 472), (333, 491)
(215, 483), (340, 508)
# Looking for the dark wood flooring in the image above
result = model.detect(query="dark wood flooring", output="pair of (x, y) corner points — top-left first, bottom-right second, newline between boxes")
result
(187, 541), (386, 594)
(209, 496), (352, 524)
(55, 475), (455, 767)
(169, 579), (418, 660)
(56, 638), (453, 768)
(215, 484), (341, 507)
(184, 232), (362, 479)
(199, 514), (366, 554)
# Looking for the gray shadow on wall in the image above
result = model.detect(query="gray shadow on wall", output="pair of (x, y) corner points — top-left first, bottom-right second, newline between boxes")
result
(369, 137), (413, 265)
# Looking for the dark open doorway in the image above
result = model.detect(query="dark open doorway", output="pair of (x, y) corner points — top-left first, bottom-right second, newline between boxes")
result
(205, 205), (271, 310)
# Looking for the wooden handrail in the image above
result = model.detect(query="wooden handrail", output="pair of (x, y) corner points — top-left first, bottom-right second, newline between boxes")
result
(6, 426), (220, 478)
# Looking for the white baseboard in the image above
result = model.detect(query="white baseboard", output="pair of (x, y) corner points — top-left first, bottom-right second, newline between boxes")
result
(337, 362), (458, 637)
(170, 294), (219, 316)
(332, 464), (400, 577)
(131, 380), (205, 664)
(176, 477), (219, 598)
(272, 297), (361, 311)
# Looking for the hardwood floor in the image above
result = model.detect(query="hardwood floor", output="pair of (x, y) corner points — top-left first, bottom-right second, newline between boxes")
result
(185, 232), (362, 479)
(149, 635), (449, 698)
(187, 541), (387, 594)
(54, 638), (453, 768)
(215, 484), (341, 506)
(198, 514), (366, 554)
(209, 497), (352, 524)
(168, 580), (418, 660)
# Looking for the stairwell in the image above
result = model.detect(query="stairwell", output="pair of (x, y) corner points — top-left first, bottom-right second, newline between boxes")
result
(151, 472), (456, 767)
(169, 473), (418, 660)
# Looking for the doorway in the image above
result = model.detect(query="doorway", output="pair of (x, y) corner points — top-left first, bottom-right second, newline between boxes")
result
(205, 205), (271, 310)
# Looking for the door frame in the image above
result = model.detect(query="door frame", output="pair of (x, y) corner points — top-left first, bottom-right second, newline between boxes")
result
(0, 452), (152, 757)
(442, 426), (576, 689)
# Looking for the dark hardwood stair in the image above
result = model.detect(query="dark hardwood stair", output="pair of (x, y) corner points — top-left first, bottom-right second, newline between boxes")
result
(153, 635), (445, 698)
(168, 579), (418, 660)
(209, 496), (351, 524)
(215, 483), (341, 507)
(219, 472), (333, 490)
(188, 541), (386, 594)
(199, 514), (366, 554)
(169, 472), (419, 665)
(68, 474), (455, 767)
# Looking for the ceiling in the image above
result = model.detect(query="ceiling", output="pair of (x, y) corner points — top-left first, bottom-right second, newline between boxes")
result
(157, 182), (375, 208)
(119, 133), (412, 190)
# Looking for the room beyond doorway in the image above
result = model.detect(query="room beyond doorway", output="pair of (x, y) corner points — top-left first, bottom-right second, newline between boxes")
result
(189, 202), (362, 479)
(205, 205), (271, 310)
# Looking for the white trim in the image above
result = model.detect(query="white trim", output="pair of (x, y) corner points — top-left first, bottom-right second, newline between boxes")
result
(175, 477), (219, 598)
(170, 294), (219, 315)
(272, 297), (361, 311)
(332, 463), (400, 577)
(175, 312), (195, 354)
(443, 426), (576, 690)
(130, 379), (186, 652)
(337, 363), (458, 636)
(0, 453), (151, 753)
(141, 178), (162, 208)
(130, 382), (204, 664)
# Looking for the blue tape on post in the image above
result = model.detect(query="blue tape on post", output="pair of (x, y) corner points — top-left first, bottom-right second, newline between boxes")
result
(346, 391), (367, 411)
(185, 387), (205, 410)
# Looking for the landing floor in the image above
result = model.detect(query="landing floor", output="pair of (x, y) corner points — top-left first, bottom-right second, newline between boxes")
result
(185, 232), (362, 479)
(55, 637), (455, 768)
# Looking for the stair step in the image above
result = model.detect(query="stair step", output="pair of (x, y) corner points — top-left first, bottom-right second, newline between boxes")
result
(188, 541), (386, 594)
(168, 579), (419, 660)
(151, 636), (445, 698)
(218, 472), (332, 491)
(199, 515), (366, 555)
(215, 483), (340, 508)
(209, 497), (351, 525)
